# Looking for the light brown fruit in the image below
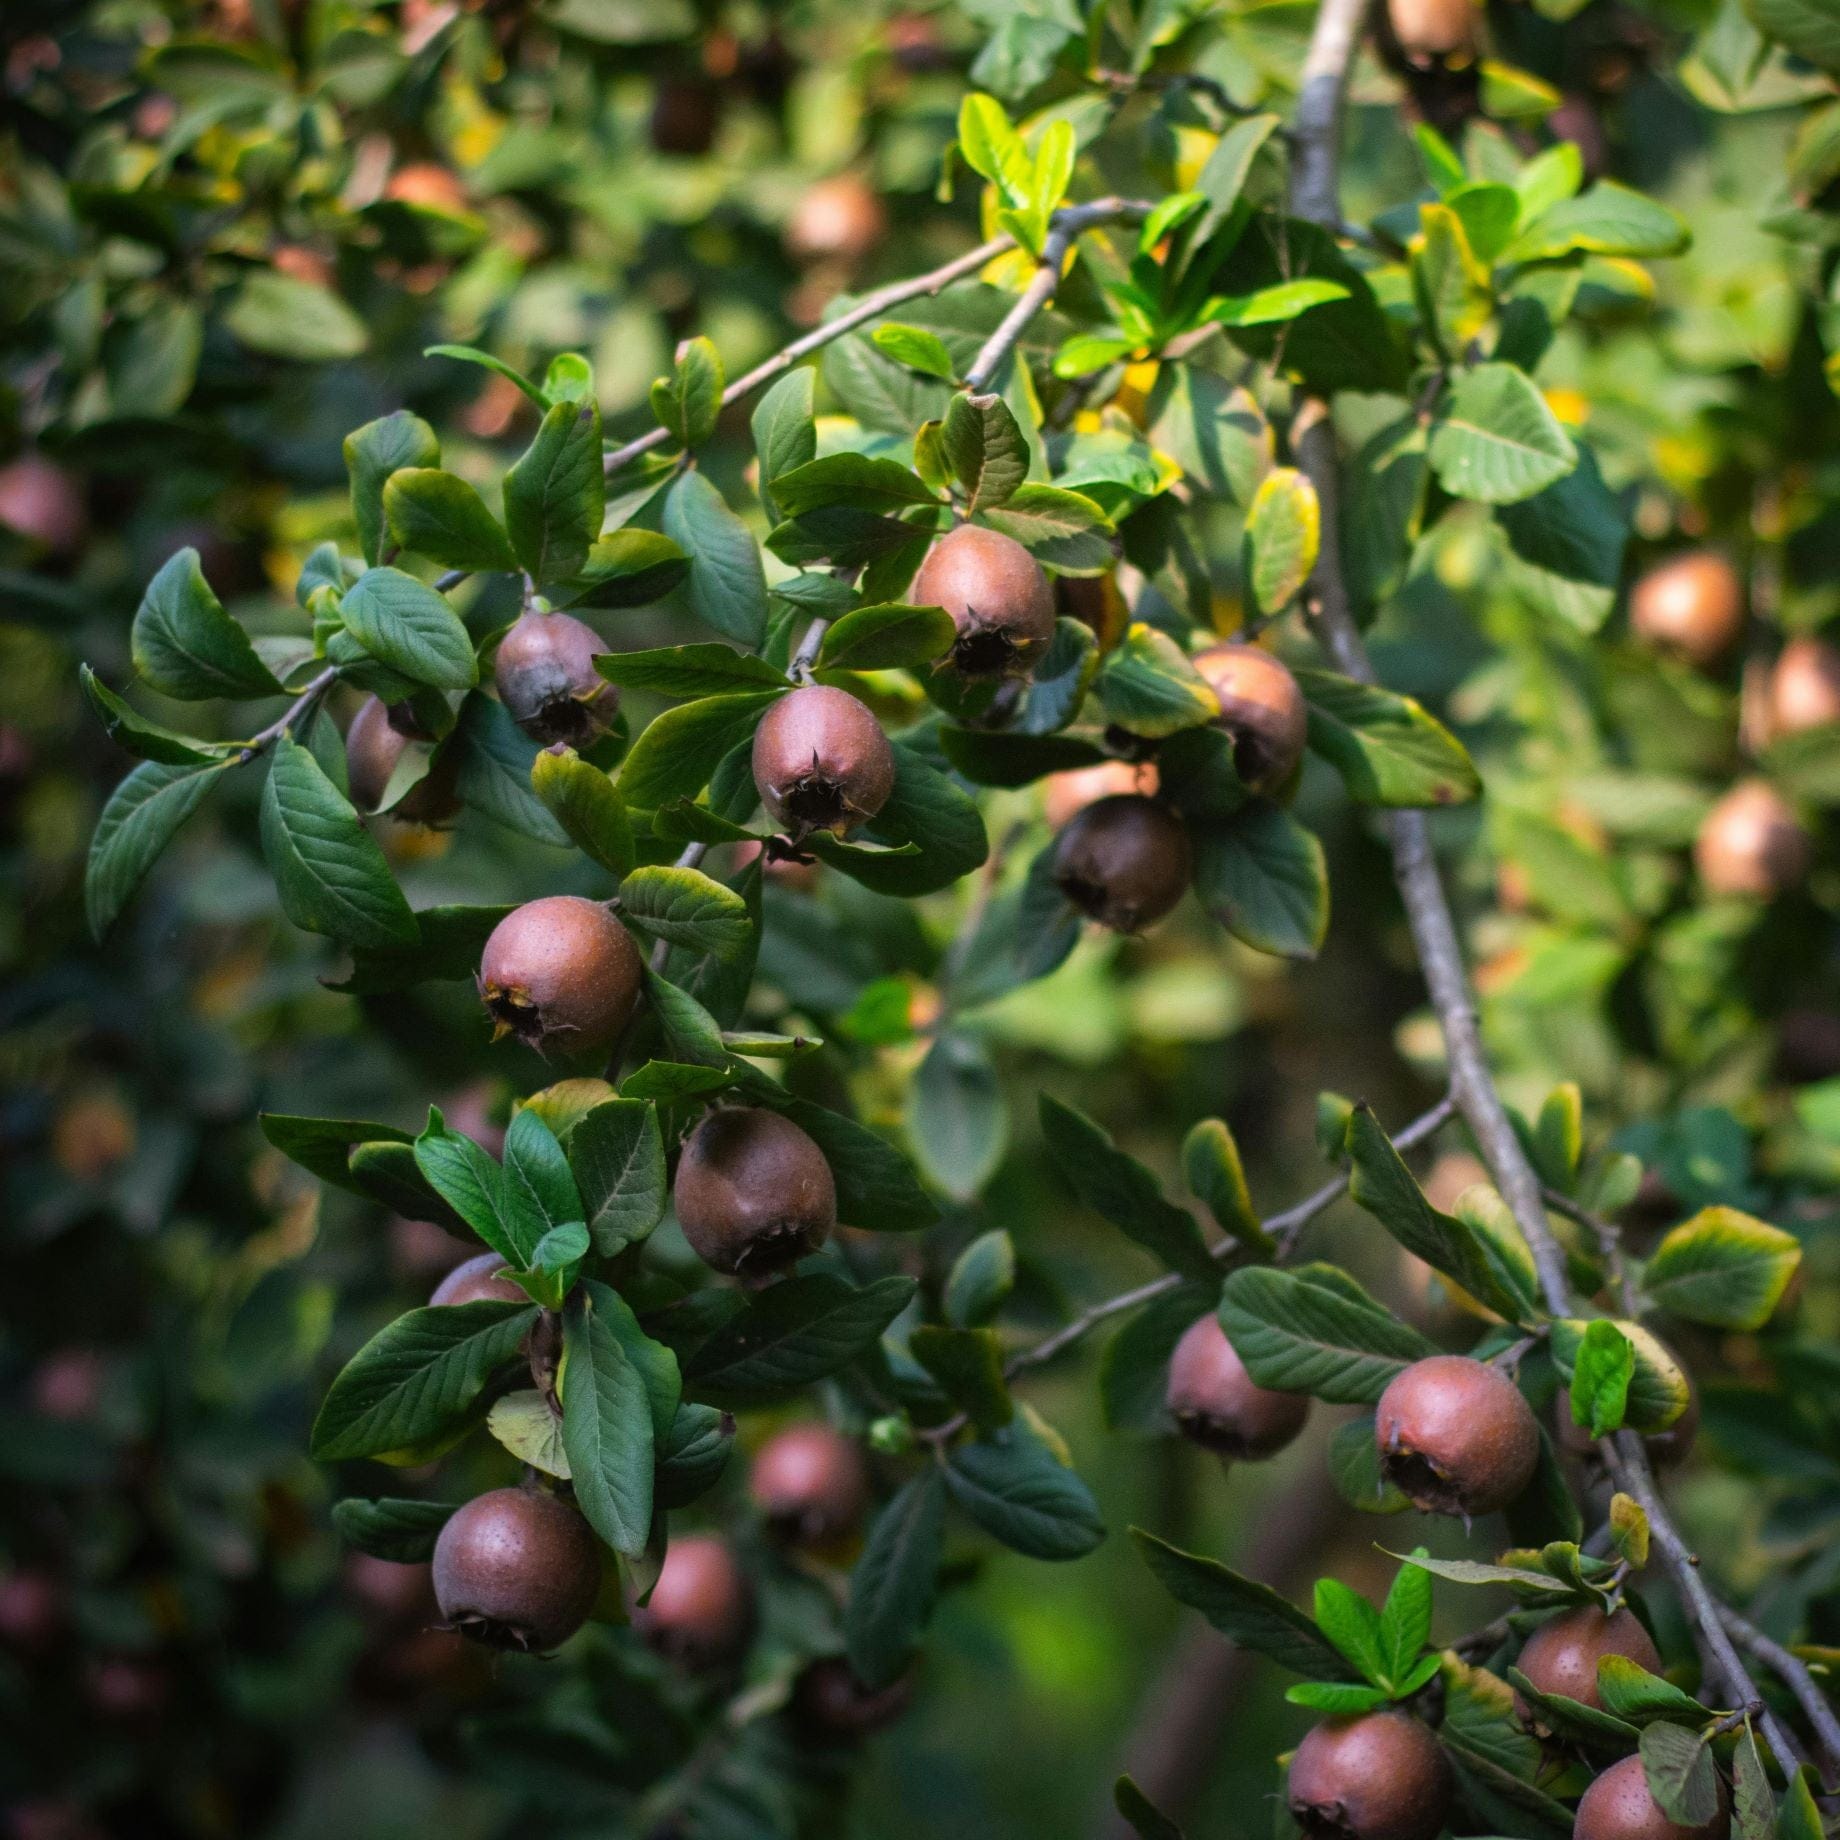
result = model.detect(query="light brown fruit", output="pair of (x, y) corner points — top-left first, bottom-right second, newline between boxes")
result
(672, 1106), (836, 1277)
(1387, 0), (1476, 62)
(1374, 1355), (1540, 1517)
(1514, 1606), (1661, 1723)
(384, 161), (469, 212)
(751, 685), (895, 838)
(1288, 1710), (1454, 1840)
(494, 610), (619, 747)
(1768, 637), (1840, 738)
(1042, 759), (1159, 828)
(1694, 779), (1809, 900)
(0, 456), (84, 554)
(786, 175), (889, 267)
(347, 695), (411, 813)
(1191, 643), (1309, 795)
(634, 1533), (753, 1666)
(749, 1422), (870, 1548)
(911, 524), (1057, 678)
(1573, 1753), (1729, 1840)
(1164, 1313), (1309, 1458)
(429, 1251), (526, 1308)
(1629, 553), (1744, 670)
(1051, 794), (1192, 932)
(478, 896), (643, 1058)
(431, 1487), (601, 1652)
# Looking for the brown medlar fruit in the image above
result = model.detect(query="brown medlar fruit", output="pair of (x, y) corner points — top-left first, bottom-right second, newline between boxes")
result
(1051, 794), (1192, 932)
(1629, 552), (1744, 669)
(1164, 1312), (1309, 1458)
(478, 895), (643, 1058)
(1192, 643), (1309, 795)
(749, 1422), (870, 1549)
(911, 524), (1056, 678)
(0, 455), (84, 554)
(649, 76), (722, 157)
(431, 1486), (601, 1653)
(0, 1572), (63, 1652)
(1694, 779), (1809, 900)
(751, 685), (896, 839)
(494, 610), (619, 747)
(384, 162), (470, 212)
(634, 1533), (753, 1666)
(786, 175), (889, 267)
(1374, 1354), (1540, 1518)
(1514, 1606), (1661, 1722)
(1574, 1754), (1729, 1840)
(1288, 1710), (1454, 1840)
(1042, 759), (1159, 828)
(429, 1251), (526, 1308)
(1768, 636), (1840, 738)
(347, 695), (410, 813)
(1386, 0), (1476, 62)
(791, 1657), (912, 1739)
(672, 1106), (837, 1277)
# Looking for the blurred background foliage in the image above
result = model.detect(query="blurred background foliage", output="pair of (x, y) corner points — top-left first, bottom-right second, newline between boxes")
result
(5, 0), (1840, 1836)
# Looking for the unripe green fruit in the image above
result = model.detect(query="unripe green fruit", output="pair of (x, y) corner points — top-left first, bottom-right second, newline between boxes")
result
(911, 524), (1056, 678)
(634, 1533), (753, 1666)
(1514, 1606), (1661, 1723)
(751, 685), (896, 838)
(431, 1486), (601, 1653)
(478, 895), (643, 1058)
(1191, 643), (1309, 795)
(749, 1422), (870, 1549)
(791, 1656), (911, 1739)
(1051, 794), (1192, 932)
(672, 1106), (836, 1277)
(1573, 1754), (1729, 1840)
(1629, 552), (1744, 670)
(1164, 1312), (1309, 1458)
(1375, 1355), (1539, 1518)
(429, 1251), (526, 1308)
(1288, 1710), (1453, 1840)
(1695, 779), (1809, 900)
(493, 610), (619, 748)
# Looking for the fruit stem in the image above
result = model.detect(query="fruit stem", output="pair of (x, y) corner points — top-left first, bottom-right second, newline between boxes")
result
(789, 617), (830, 681)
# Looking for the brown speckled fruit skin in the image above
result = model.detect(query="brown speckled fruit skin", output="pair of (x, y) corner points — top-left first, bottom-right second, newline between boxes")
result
(478, 895), (642, 1058)
(1288, 1711), (1453, 1840)
(1574, 1754), (1730, 1840)
(634, 1534), (753, 1666)
(1514, 1606), (1661, 1722)
(791, 1656), (911, 1739)
(1694, 779), (1809, 900)
(786, 175), (888, 266)
(1629, 552), (1745, 669)
(347, 695), (411, 813)
(751, 686), (895, 838)
(1769, 637), (1840, 738)
(673, 1107), (837, 1277)
(1192, 644), (1309, 795)
(1386, 0), (1475, 59)
(1375, 1355), (1539, 1517)
(429, 1250), (527, 1308)
(749, 1422), (869, 1547)
(1164, 1313), (1309, 1458)
(1051, 795), (1192, 932)
(494, 611), (619, 747)
(911, 525), (1056, 678)
(431, 1488), (601, 1653)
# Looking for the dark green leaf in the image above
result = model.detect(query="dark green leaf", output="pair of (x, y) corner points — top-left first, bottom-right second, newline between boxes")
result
(911, 1325), (1012, 1434)
(1114, 1775), (1185, 1840)
(1295, 669), (1481, 808)
(1639, 1722), (1720, 1827)
(1219, 1265), (1438, 1403)
(337, 567), (478, 691)
(650, 335), (724, 450)
(943, 1427), (1103, 1559)
(565, 529), (690, 610)
(505, 398), (605, 585)
(567, 1100), (666, 1255)
(1190, 803), (1329, 960)
(941, 391), (1028, 514)
(344, 410), (439, 566)
(330, 1496), (455, 1563)
(619, 864), (752, 961)
(86, 758), (228, 938)
(530, 746), (635, 876)
(846, 1472), (945, 1688)
(816, 601), (957, 672)
(663, 470), (769, 647)
(383, 468), (518, 572)
(561, 1288), (654, 1555)
(131, 548), (282, 700)
(594, 642), (788, 698)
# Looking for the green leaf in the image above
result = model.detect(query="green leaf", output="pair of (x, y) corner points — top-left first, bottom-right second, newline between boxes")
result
(262, 1113), (411, 1193)
(641, 963), (727, 1067)
(1218, 1265), (1438, 1403)
(1428, 364), (1578, 506)
(650, 335), (724, 450)
(259, 737), (417, 949)
(1090, 623), (1220, 738)
(1379, 1559), (1434, 1685)
(980, 483), (1115, 570)
(771, 453), (941, 517)
(530, 746), (635, 876)
(486, 1390), (570, 1477)
(942, 391), (1028, 514)
(662, 470), (769, 647)
(1732, 1723), (1771, 1840)
(769, 1093), (940, 1230)
(330, 1497), (455, 1563)
(1146, 366), (1273, 506)
(1190, 803), (1329, 960)
(1507, 1669), (1641, 1747)
(310, 1301), (539, 1460)
(1286, 1682), (1394, 1714)
(807, 742), (989, 897)
(1039, 1094), (1216, 1280)
(944, 1230), (1016, 1328)
(86, 758), (229, 938)
(502, 1108), (584, 1255)
(750, 368), (816, 521)
(445, 692), (570, 845)
(337, 566), (478, 691)
(383, 469), (517, 573)
(1328, 1414), (1413, 1515)
(106, 297), (202, 418)
(560, 1289), (654, 1556)
(1639, 1723), (1721, 1828)
(1314, 1577), (1390, 1685)
(594, 642), (787, 698)
(425, 343), (546, 406)
(872, 324), (958, 380)
(1507, 181), (1691, 263)
(346, 1141), (465, 1230)
(908, 1030), (1008, 1203)
(413, 1119), (525, 1266)
(1598, 1656), (1716, 1725)
(131, 548), (283, 701)
(505, 398), (605, 585)
(1569, 1319), (1635, 1437)
(657, 1401), (735, 1507)
(532, 1221), (590, 1273)
(224, 270), (367, 360)
(1181, 1119), (1271, 1252)
(618, 864), (752, 961)
(1296, 669), (1482, 808)
(911, 1325), (1012, 1434)
(1113, 1776), (1185, 1840)
(617, 690), (781, 814)
(566, 529), (690, 610)
(1496, 443), (1629, 634)
(816, 601), (957, 671)
(943, 1426), (1104, 1560)
(1642, 1206), (1801, 1330)
(846, 1472), (945, 1688)
(567, 1099), (666, 1255)
(1549, 1319), (1692, 1433)
(79, 666), (226, 767)
(342, 411), (440, 565)
(1776, 1765), (1825, 1840)
(1209, 278), (1351, 327)
(1244, 467), (1320, 616)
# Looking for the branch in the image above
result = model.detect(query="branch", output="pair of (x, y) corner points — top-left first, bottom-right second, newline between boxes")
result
(1721, 1605), (1840, 1780)
(233, 665), (340, 765)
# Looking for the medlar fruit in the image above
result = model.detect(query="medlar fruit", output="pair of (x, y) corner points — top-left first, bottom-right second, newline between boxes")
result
(1041, 759), (1159, 829)
(1385, 0), (1476, 62)
(478, 895), (643, 1058)
(1051, 794), (1192, 932)
(911, 524), (1057, 678)
(791, 1657), (911, 1739)
(1629, 552), (1744, 670)
(672, 1106), (837, 1277)
(431, 1486), (601, 1653)
(749, 1421), (870, 1549)
(634, 1533), (753, 1666)
(0, 455), (85, 554)
(1164, 1312), (1309, 1458)
(0, 1572), (63, 1652)
(1374, 1354), (1540, 1518)
(384, 161), (470, 213)
(1573, 1754), (1729, 1840)
(1288, 1710), (1453, 1840)
(751, 685), (896, 839)
(786, 174), (888, 267)
(493, 610), (619, 748)
(1192, 643), (1309, 795)
(429, 1251), (526, 1309)
(1769, 636), (1840, 738)
(649, 76), (722, 157)
(1694, 779), (1809, 900)
(347, 695), (410, 814)
(1514, 1606), (1661, 1723)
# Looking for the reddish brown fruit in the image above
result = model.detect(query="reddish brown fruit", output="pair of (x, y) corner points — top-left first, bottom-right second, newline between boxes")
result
(911, 525), (1056, 678)
(749, 1422), (870, 1548)
(0, 456), (84, 554)
(494, 610), (619, 747)
(634, 1533), (753, 1666)
(791, 1657), (912, 1738)
(1164, 1313), (1309, 1458)
(1386, 0), (1476, 61)
(1694, 779), (1809, 900)
(1629, 552), (1744, 669)
(343, 1553), (436, 1625)
(429, 1251), (526, 1308)
(0, 1572), (63, 1651)
(384, 162), (469, 212)
(1051, 794), (1192, 932)
(1374, 1355), (1540, 1517)
(751, 685), (895, 839)
(1192, 644), (1309, 795)
(347, 695), (410, 813)
(30, 1349), (103, 1422)
(786, 175), (889, 267)
(672, 1107), (836, 1277)
(1042, 759), (1159, 829)
(1768, 637), (1840, 738)
(649, 76), (722, 156)
(1574, 1754), (1729, 1840)
(478, 896), (643, 1058)
(431, 1487), (601, 1652)
(1288, 1710), (1454, 1840)
(1515, 1606), (1661, 1723)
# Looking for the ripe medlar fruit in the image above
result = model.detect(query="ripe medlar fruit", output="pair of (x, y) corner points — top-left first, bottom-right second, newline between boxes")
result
(786, 174), (889, 267)
(751, 685), (895, 839)
(431, 1486), (601, 1652)
(0, 455), (85, 554)
(384, 161), (470, 213)
(1051, 794), (1193, 932)
(1514, 1606), (1661, 1723)
(1769, 636), (1840, 738)
(1374, 1354), (1540, 1518)
(1385, 0), (1476, 63)
(1694, 779), (1809, 900)
(1164, 1313), (1309, 1459)
(429, 1251), (526, 1308)
(0, 1572), (63, 1652)
(1288, 1710), (1453, 1840)
(911, 524), (1056, 678)
(634, 1533), (753, 1666)
(749, 1422), (870, 1549)
(347, 695), (410, 814)
(1629, 552), (1744, 670)
(791, 1657), (912, 1740)
(1192, 643), (1309, 795)
(493, 610), (619, 748)
(1041, 758), (1159, 829)
(478, 895), (643, 1058)
(672, 1106), (837, 1277)
(1573, 1753), (1730, 1840)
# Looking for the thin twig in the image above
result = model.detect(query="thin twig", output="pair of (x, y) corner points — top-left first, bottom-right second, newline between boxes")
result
(1541, 1186), (1635, 1312)
(1720, 1605), (1840, 1779)
(233, 665), (340, 764)
(789, 616), (831, 682)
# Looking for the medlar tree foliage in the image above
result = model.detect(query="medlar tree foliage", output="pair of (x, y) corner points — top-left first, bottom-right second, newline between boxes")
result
(15, 0), (1840, 1835)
